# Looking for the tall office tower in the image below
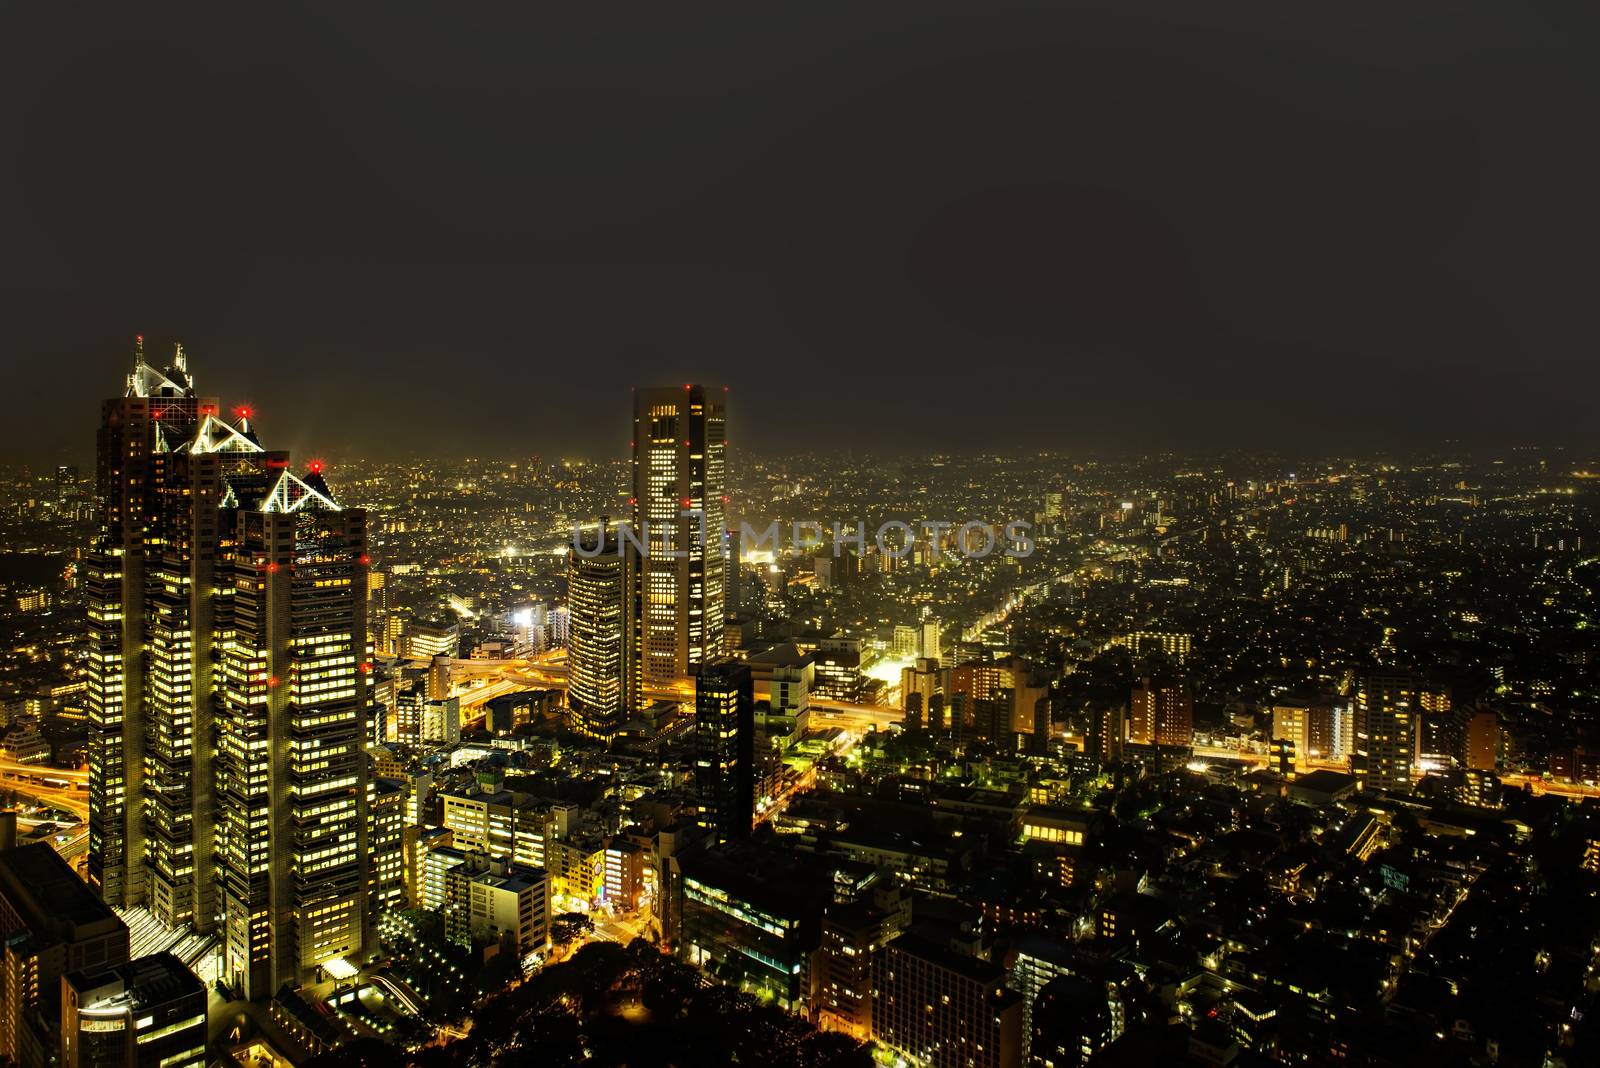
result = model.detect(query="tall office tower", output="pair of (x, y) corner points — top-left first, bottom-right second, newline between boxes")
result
(214, 474), (369, 999)
(1353, 671), (1417, 793)
(631, 385), (728, 688)
(88, 340), (260, 923)
(1129, 677), (1193, 748)
(694, 660), (754, 844)
(566, 523), (634, 742)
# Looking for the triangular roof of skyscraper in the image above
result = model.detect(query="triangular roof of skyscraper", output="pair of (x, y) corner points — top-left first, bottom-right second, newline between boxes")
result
(302, 466), (337, 500)
(126, 359), (189, 399)
(181, 413), (265, 456)
(260, 468), (342, 514)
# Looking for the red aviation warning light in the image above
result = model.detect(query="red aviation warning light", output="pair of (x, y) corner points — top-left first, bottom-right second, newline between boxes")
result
(267, 562), (279, 573)
(359, 554), (371, 566)
(308, 460), (323, 474)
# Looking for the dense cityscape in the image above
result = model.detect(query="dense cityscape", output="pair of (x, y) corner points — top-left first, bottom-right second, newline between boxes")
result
(0, 340), (1593, 1067)
(6, 0), (1600, 1059)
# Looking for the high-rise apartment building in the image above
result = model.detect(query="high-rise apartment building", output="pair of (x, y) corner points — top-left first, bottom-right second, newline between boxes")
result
(1090, 704), (1125, 764)
(630, 385), (728, 688)
(1129, 677), (1193, 748)
(900, 658), (947, 733)
(816, 884), (911, 1040)
(872, 932), (1023, 1068)
(694, 660), (754, 844)
(1354, 671), (1417, 793)
(566, 524), (634, 741)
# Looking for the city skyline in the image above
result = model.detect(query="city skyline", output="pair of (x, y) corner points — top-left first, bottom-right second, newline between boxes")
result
(27, 337), (1600, 471)
(0, 340), (1594, 1065)
(2, 5), (1598, 1065)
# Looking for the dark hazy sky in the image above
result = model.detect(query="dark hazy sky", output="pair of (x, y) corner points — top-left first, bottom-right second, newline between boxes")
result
(3, 1), (1597, 465)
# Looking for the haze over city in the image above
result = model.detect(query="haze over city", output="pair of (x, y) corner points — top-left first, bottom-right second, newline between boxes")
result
(4, 2), (1599, 462)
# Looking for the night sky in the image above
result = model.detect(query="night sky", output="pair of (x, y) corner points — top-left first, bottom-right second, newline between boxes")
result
(3, 1), (1596, 464)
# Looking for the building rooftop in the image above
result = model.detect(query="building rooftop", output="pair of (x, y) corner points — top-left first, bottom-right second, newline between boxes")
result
(745, 643), (813, 669)
(679, 839), (839, 917)
(887, 930), (1013, 992)
(0, 842), (122, 936)
(65, 951), (203, 1012)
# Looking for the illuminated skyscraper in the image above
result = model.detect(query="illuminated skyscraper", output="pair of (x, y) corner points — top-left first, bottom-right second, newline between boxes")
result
(630, 385), (728, 689)
(1353, 671), (1416, 793)
(87, 340), (370, 997)
(566, 522), (634, 743)
(88, 339), (268, 925)
(214, 469), (369, 999)
(694, 660), (753, 844)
